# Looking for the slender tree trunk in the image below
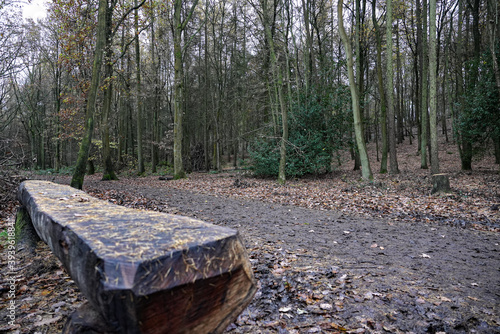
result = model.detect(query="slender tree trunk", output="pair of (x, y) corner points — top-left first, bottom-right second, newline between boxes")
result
(395, 23), (404, 144)
(70, 0), (108, 189)
(458, 0), (479, 171)
(204, 0), (210, 170)
(261, 0), (288, 184)
(455, 0), (472, 170)
(173, 0), (186, 179)
(487, 0), (500, 99)
(455, 0), (464, 154)
(54, 50), (62, 172)
(102, 3), (118, 181)
(338, 0), (373, 180)
(429, 0), (439, 174)
(301, 0), (312, 92)
(172, 0), (199, 179)
(372, 0), (387, 173)
(420, 0), (429, 169)
(355, 0), (366, 144)
(385, 0), (399, 174)
(135, 0), (145, 175)
(150, 0), (159, 173)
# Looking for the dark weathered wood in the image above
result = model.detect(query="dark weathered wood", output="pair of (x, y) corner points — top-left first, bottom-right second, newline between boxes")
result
(62, 301), (117, 334)
(15, 206), (41, 254)
(431, 173), (451, 194)
(18, 180), (256, 334)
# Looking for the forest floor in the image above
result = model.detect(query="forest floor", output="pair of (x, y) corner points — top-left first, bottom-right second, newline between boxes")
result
(1, 139), (499, 333)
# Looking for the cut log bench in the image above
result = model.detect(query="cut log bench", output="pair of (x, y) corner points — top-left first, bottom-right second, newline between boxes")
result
(16, 180), (257, 333)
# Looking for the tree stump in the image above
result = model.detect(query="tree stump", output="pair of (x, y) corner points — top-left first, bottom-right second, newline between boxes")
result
(431, 173), (451, 194)
(17, 180), (256, 334)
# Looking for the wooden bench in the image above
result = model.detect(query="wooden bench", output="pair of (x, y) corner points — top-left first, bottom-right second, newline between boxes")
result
(17, 180), (256, 333)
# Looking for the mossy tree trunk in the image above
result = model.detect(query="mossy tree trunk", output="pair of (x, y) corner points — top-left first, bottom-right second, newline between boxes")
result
(372, 0), (387, 174)
(385, 0), (399, 174)
(172, 0), (199, 179)
(261, 0), (289, 185)
(338, 0), (373, 181)
(429, 0), (440, 175)
(70, 0), (108, 189)
(101, 2), (118, 181)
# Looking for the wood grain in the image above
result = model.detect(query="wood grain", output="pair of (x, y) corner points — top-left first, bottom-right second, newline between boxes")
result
(18, 180), (256, 333)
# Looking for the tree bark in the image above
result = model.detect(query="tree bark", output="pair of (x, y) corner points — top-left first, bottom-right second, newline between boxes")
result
(338, 0), (373, 180)
(150, 0), (159, 174)
(261, 0), (288, 184)
(385, 0), (399, 174)
(420, 0), (429, 169)
(102, 2), (118, 181)
(372, 0), (387, 173)
(172, 0), (199, 179)
(429, 0), (439, 174)
(70, 0), (108, 189)
(487, 0), (500, 101)
(135, 0), (145, 175)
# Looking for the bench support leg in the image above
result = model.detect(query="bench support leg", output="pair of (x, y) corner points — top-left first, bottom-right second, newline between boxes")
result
(63, 301), (117, 334)
(15, 207), (41, 254)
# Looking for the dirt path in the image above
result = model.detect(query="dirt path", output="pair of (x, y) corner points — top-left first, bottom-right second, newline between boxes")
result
(79, 177), (500, 333)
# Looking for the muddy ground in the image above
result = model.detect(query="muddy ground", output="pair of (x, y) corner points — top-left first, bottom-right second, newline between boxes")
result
(84, 176), (500, 334)
(2, 172), (497, 334)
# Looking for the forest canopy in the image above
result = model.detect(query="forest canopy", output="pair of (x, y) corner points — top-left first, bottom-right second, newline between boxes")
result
(0, 0), (499, 184)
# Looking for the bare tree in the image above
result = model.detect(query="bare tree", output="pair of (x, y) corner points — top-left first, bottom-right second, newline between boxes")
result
(338, 0), (373, 180)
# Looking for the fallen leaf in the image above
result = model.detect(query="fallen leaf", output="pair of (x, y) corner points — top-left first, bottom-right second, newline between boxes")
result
(34, 315), (62, 327)
(439, 296), (452, 302)
(279, 306), (292, 313)
(320, 303), (333, 310)
(41, 289), (52, 296)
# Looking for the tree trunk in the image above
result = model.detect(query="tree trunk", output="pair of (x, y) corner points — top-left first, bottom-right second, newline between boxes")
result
(70, 0), (108, 189)
(385, 0), (399, 174)
(261, 0), (288, 184)
(372, 0), (387, 174)
(301, 0), (312, 92)
(429, 0), (439, 174)
(135, 0), (145, 175)
(420, 0), (429, 169)
(172, 0), (199, 179)
(338, 0), (373, 180)
(173, 1), (186, 179)
(487, 0), (500, 102)
(102, 3), (118, 181)
(395, 24), (404, 144)
(54, 57), (62, 173)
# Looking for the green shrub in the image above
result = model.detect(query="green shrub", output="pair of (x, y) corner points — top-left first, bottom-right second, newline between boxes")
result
(456, 51), (500, 156)
(250, 86), (352, 178)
